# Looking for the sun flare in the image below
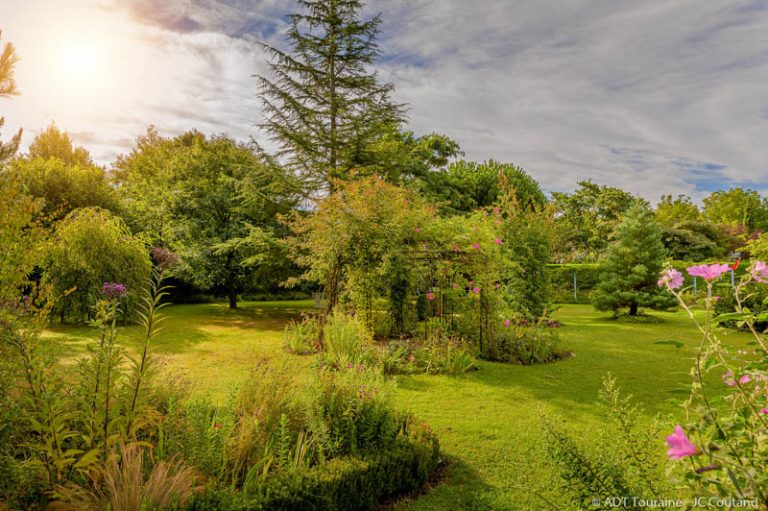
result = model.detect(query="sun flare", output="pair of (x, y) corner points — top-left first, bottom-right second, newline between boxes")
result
(56, 39), (104, 83)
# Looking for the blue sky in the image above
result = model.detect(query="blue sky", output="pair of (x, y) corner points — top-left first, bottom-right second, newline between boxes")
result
(2, 0), (768, 201)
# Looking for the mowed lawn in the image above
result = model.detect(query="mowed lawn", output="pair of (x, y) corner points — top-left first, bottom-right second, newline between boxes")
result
(44, 302), (753, 510)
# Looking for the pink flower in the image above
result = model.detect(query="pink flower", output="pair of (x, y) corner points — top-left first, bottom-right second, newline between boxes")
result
(495, 238), (502, 245)
(750, 260), (768, 283)
(722, 371), (750, 386)
(687, 263), (730, 282)
(472, 287), (480, 294)
(503, 319), (511, 327)
(495, 282), (501, 289)
(451, 282), (457, 289)
(760, 408), (768, 415)
(426, 291), (435, 301)
(657, 268), (684, 290)
(493, 206), (500, 214)
(453, 244), (461, 253)
(414, 227), (421, 233)
(472, 243), (480, 250)
(666, 425), (698, 460)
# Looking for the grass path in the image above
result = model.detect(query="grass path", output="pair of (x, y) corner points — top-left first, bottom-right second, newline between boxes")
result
(44, 302), (753, 510)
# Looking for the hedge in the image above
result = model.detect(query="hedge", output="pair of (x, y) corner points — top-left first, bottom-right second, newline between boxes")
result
(183, 436), (440, 511)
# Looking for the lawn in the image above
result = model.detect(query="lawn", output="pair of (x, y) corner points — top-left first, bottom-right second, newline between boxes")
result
(45, 301), (753, 510)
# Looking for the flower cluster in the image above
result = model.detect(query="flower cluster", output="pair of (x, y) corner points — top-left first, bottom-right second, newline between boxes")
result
(150, 246), (179, 270)
(357, 383), (378, 400)
(101, 282), (128, 300)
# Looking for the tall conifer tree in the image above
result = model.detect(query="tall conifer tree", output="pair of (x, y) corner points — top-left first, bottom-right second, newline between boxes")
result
(0, 31), (21, 162)
(257, 0), (404, 193)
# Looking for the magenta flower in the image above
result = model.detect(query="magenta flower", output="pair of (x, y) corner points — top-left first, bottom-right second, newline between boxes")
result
(740, 374), (751, 384)
(687, 263), (730, 282)
(666, 425), (698, 460)
(472, 243), (480, 250)
(503, 319), (511, 328)
(750, 260), (768, 283)
(657, 268), (684, 290)
(495, 238), (503, 245)
(426, 291), (435, 301)
(102, 282), (128, 299)
(760, 408), (768, 415)
(472, 287), (480, 294)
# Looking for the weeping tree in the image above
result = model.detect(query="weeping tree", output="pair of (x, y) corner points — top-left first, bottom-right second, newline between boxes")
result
(257, 0), (405, 193)
(591, 203), (674, 316)
(0, 30), (21, 162)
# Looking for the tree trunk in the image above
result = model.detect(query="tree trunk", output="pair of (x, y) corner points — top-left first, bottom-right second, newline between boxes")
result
(227, 286), (238, 309)
(629, 301), (638, 316)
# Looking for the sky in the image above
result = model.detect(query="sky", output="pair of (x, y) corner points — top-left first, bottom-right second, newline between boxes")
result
(2, 0), (768, 201)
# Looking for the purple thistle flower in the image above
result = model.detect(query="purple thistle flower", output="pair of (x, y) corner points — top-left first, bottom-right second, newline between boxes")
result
(102, 282), (128, 299)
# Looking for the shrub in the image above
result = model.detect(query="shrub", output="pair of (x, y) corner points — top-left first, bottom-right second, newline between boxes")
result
(284, 315), (319, 354)
(410, 329), (477, 375)
(322, 313), (373, 369)
(540, 377), (672, 509)
(41, 207), (151, 323)
(486, 322), (562, 364)
(184, 429), (440, 511)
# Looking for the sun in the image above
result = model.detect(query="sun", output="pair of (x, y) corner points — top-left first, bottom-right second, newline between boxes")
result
(56, 38), (106, 84)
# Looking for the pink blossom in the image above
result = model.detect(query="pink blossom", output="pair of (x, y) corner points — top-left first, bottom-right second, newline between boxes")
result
(666, 425), (698, 460)
(495, 282), (501, 289)
(453, 244), (461, 253)
(657, 268), (684, 290)
(426, 292), (435, 301)
(495, 238), (503, 245)
(687, 263), (730, 282)
(414, 227), (421, 233)
(472, 287), (480, 294)
(493, 206), (500, 214)
(750, 260), (768, 283)
(760, 408), (768, 415)
(503, 319), (511, 327)
(723, 371), (750, 386)
(472, 243), (480, 250)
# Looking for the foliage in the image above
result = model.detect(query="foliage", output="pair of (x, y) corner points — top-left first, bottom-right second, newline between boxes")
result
(284, 176), (434, 326)
(745, 231), (768, 260)
(114, 129), (295, 308)
(408, 327), (477, 375)
(660, 220), (727, 261)
(655, 194), (701, 226)
(9, 125), (117, 220)
(256, 0), (404, 192)
(541, 376), (673, 510)
(703, 187), (768, 234)
(321, 312), (373, 369)
(591, 203), (674, 316)
(0, 30), (21, 162)
(487, 322), (562, 365)
(552, 180), (642, 261)
(41, 207), (151, 323)
(419, 160), (546, 216)
(283, 315), (319, 354)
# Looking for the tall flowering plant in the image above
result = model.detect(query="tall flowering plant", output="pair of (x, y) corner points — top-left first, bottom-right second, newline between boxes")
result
(659, 262), (768, 505)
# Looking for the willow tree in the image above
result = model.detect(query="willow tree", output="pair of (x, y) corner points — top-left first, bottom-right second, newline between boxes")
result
(257, 0), (404, 193)
(0, 31), (21, 162)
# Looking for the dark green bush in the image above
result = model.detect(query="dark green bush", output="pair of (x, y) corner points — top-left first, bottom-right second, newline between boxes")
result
(485, 323), (562, 364)
(184, 431), (440, 511)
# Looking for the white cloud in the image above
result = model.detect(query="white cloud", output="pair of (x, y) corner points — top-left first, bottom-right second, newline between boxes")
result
(2, 0), (767, 202)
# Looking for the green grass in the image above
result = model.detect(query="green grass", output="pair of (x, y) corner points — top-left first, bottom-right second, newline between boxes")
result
(44, 302), (754, 510)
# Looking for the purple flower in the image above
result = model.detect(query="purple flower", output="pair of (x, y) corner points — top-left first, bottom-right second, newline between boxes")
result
(102, 282), (128, 299)
(657, 268), (684, 290)
(666, 425), (698, 460)
(687, 263), (730, 282)
(750, 260), (768, 283)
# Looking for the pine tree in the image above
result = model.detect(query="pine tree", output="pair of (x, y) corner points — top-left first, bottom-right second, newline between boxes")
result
(0, 31), (21, 162)
(592, 203), (674, 316)
(256, 0), (404, 193)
